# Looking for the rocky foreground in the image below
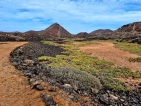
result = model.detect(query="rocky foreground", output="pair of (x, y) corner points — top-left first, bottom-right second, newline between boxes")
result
(10, 42), (141, 106)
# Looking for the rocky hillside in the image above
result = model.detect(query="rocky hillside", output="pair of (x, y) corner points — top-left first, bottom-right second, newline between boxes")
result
(117, 22), (141, 32)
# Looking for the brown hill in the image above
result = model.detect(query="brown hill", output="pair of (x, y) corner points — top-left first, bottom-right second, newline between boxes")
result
(40, 23), (71, 38)
(117, 22), (141, 32)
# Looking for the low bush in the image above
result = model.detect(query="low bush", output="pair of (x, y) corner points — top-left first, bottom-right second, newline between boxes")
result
(128, 57), (141, 62)
(45, 66), (102, 93)
(115, 42), (141, 56)
(99, 76), (131, 91)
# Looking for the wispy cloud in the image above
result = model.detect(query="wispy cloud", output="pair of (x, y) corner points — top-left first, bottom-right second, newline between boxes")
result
(0, 0), (141, 33)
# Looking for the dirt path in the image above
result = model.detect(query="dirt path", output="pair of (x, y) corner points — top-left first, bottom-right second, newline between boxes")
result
(0, 42), (44, 106)
(79, 42), (141, 72)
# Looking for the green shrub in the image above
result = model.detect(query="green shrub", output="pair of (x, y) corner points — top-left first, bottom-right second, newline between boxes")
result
(128, 57), (141, 62)
(46, 66), (102, 92)
(99, 76), (131, 91)
(115, 42), (141, 56)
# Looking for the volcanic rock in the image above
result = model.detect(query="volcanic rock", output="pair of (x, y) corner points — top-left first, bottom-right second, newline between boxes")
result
(41, 92), (56, 106)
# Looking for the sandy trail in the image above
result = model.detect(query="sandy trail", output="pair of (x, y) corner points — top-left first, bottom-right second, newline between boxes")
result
(79, 42), (141, 72)
(0, 42), (44, 106)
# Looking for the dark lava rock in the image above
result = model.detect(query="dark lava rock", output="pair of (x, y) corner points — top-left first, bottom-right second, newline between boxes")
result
(99, 94), (110, 105)
(41, 92), (56, 106)
(29, 78), (44, 90)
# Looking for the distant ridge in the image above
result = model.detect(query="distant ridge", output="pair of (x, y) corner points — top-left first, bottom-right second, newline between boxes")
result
(1, 21), (141, 42)
(90, 29), (113, 35)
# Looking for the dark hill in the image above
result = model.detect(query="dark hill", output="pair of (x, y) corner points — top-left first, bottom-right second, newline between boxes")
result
(117, 22), (141, 32)
(90, 29), (113, 36)
(75, 32), (90, 38)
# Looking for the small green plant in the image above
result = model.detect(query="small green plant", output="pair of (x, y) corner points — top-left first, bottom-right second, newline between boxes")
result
(115, 42), (141, 56)
(128, 57), (141, 62)
(38, 56), (48, 61)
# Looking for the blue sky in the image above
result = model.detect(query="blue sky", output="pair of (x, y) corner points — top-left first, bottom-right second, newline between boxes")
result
(0, 0), (141, 34)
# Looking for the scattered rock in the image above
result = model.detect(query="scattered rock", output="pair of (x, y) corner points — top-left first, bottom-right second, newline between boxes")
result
(99, 94), (109, 105)
(48, 86), (56, 92)
(41, 92), (56, 106)
(69, 95), (74, 99)
(24, 72), (34, 78)
(24, 59), (34, 64)
(120, 99), (125, 102)
(109, 94), (118, 100)
(29, 78), (36, 85)
(12, 62), (19, 66)
(17, 48), (23, 55)
(73, 85), (78, 91)
(138, 82), (141, 86)
(29, 79), (44, 90)
(91, 88), (99, 93)
(34, 84), (44, 91)
(63, 84), (72, 89)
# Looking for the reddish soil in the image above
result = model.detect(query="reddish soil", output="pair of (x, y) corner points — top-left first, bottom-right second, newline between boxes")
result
(79, 42), (141, 72)
(0, 42), (81, 106)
